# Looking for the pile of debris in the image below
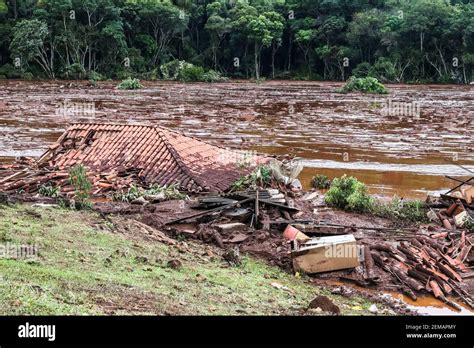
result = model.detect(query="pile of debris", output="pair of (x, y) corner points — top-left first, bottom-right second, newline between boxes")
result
(0, 123), (268, 196)
(1, 122), (473, 312)
(157, 188), (302, 268)
(158, 176), (474, 310)
(366, 232), (473, 310)
(426, 175), (474, 230)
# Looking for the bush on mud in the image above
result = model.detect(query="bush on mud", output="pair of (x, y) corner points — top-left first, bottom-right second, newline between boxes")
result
(325, 175), (429, 223)
(371, 197), (429, 224)
(88, 70), (104, 81)
(61, 63), (86, 79)
(117, 77), (142, 90)
(325, 175), (373, 212)
(341, 76), (388, 94)
(160, 60), (226, 82)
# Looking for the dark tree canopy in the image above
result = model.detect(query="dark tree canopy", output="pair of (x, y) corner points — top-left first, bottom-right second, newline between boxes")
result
(0, 0), (472, 83)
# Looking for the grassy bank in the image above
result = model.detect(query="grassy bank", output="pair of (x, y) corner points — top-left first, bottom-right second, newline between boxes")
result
(0, 204), (387, 315)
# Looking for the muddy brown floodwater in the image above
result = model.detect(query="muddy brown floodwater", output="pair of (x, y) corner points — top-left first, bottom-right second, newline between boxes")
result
(0, 80), (472, 198)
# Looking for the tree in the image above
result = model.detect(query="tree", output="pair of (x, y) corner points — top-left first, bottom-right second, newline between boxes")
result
(10, 19), (55, 78)
(293, 16), (316, 75)
(265, 10), (284, 78)
(205, 2), (231, 70)
(138, 0), (189, 66)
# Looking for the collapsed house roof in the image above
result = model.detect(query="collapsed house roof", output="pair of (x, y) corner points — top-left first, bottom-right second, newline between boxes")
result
(0, 123), (268, 194)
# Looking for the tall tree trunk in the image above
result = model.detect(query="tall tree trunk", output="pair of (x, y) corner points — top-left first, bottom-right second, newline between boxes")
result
(254, 40), (259, 80)
(420, 32), (425, 78)
(287, 33), (292, 71)
(271, 44), (276, 78)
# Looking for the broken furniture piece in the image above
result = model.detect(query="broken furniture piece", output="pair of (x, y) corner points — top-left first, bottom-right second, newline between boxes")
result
(290, 234), (360, 274)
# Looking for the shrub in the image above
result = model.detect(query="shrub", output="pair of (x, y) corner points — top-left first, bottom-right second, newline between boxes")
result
(0, 64), (20, 79)
(352, 59), (397, 82)
(117, 77), (142, 90)
(69, 164), (92, 209)
(325, 175), (373, 212)
(38, 184), (60, 198)
(312, 174), (331, 189)
(160, 60), (184, 80)
(370, 57), (397, 83)
(87, 70), (104, 81)
(371, 197), (429, 224)
(231, 165), (273, 191)
(20, 72), (34, 80)
(352, 62), (371, 78)
(62, 63), (86, 79)
(180, 64), (206, 82)
(202, 69), (228, 82)
(160, 60), (226, 82)
(141, 68), (160, 81)
(325, 175), (430, 223)
(341, 76), (388, 94)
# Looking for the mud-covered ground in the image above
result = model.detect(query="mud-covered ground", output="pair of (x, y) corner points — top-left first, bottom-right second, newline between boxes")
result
(0, 80), (472, 198)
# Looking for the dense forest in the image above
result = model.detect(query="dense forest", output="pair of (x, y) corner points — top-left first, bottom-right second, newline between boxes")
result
(0, 0), (472, 83)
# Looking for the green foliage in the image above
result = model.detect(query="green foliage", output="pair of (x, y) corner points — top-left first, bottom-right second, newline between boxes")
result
(20, 72), (33, 80)
(465, 218), (474, 233)
(231, 166), (273, 191)
(0, 64), (20, 78)
(114, 184), (142, 202)
(9, 19), (53, 78)
(341, 76), (388, 94)
(38, 184), (60, 198)
(68, 165), (92, 209)
(325, 175), (429, 222)
(202, 69), (228, 82)
(311, 174), (331, 189)
(352, 59), (397, 82)
(117, 77), (142, 90)
(325, 175), (373, 212)
(0, 0), (472, 83)
(371, 197), (429, 224)
(352, 62), (371, 78)
(159, 60), (226, 82)
(62, 63), (86, 80)
(370, 58), (397, 83)
(179, 64), (206, 82)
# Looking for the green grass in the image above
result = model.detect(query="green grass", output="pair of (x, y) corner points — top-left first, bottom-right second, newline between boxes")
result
(0, 204), (388, 315)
